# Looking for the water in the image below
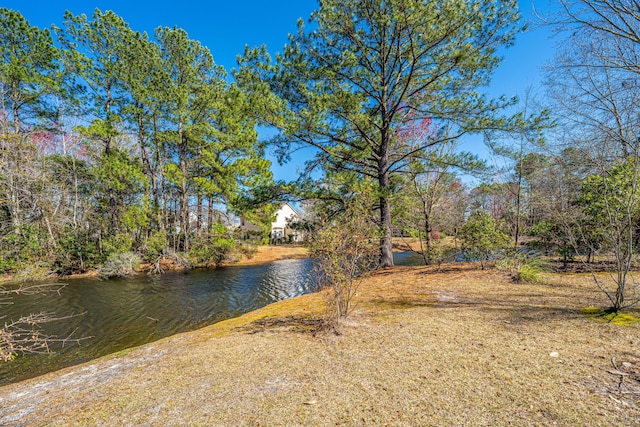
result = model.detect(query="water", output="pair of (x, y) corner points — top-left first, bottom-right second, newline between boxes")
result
(0, 259), (314, 386)
(392, 251), (427, 266)
(0, 253), (419, 386)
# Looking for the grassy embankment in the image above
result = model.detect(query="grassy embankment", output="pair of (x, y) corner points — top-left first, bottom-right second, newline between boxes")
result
(1, 262), (638, 426)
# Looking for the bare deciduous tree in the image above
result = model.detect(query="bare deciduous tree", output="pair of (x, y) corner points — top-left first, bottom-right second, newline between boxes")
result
(544, 0), (640, 311)
(309, 194), (379, 325)
(0, 283), (86, 361)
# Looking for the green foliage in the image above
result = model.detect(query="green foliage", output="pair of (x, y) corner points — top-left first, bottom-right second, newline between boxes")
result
(496, 255), (545, 284)
(0, 254), (19, 274)
(234, 201), (279, 243)
(0, 9), (273, 281)
(459, 211), (511, 269)
(55, 230), (100, 274)
(237, 0), (534, 267)
(121, 203), (151, 233)
(0, 225), (50, 273)
(528, 220), (574, 261)
(188, 224), (235, 267)
(0, 8), (61, 130)
(575, 159), (640, 310)
(102, 233), (134, 257)
(144, 231), (167, 260)
(55, 9), (133, 124)
(236, 243), (258, 260)
(578, 160), (640, 248)
(529, 221), (554, 240)
(425, 244), (448, 266)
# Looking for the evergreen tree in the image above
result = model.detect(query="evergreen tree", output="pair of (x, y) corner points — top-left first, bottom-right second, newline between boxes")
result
(238, 0), (533, 267)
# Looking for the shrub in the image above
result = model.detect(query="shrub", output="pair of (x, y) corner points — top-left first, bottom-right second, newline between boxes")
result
(99, 252), (141, 278)
(189, 224), (235, 267)
(144, 231), (167, 260)
(102, 233), (134, 258)
(0, 225), (49, 273)
(237, 243), (258, 260)
(497, 255), (545, 284)
(424, 244), (445, 265)
(55, 230), (100, 274)
(13, 262), (53, 283)
(309, 197), (379, 323)
(459, 211), (511, 269)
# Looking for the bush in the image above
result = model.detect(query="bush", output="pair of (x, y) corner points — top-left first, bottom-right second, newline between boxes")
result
(99, 252), (141, 278)
(189, 224), (235, 267)
(309, 197), (379, 323)
(424, 244), (445, 265)
(497, 255), (545, 284)
(143, 231), (167, 260)
(459, 211), (511, 269)
(102, 233), (134, 258)
(236, 243), (258, 260)
(55, 230), (100, 274)
(13, 262), (53, 283)
(0, 225), (49, 274)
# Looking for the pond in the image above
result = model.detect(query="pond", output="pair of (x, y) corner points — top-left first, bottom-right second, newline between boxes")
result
(0, 253), (421, 386)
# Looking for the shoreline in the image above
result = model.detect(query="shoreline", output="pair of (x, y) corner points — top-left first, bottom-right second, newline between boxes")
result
(227, 244), (309, 266)
(1, 264), (637, 426)
(0, 239), (425, 285)
(0, 245), (311, 285)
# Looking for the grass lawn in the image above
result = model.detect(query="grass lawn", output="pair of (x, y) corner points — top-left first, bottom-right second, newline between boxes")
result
(1, 263), (638, 426)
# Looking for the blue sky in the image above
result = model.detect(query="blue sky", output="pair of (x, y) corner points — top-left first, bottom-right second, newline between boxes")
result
(3, 0), (559, 182)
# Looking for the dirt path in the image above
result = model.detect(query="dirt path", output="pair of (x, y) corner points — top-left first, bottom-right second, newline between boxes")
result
(1, 264), (638, 426)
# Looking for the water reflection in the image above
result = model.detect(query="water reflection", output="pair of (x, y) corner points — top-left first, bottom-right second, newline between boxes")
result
(1, 253), (417, 386)
(392, 251), (427, 266)
(0, 258), (314, 386)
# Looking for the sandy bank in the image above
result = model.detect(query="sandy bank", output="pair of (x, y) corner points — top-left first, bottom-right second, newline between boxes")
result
(229, 244), (309, 266)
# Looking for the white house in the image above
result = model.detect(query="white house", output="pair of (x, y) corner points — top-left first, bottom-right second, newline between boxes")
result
(270, 203), (302, 242)
(239, 203), (303, 243)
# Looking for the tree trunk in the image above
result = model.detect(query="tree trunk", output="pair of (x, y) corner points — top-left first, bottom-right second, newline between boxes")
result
(180, 167), (189, 252)
(104, 85), (118, 232)
(178, 121), (189, 252)
(137, 107), (159, 231)
(378, 168), (394, 268)
(152, 113), (165, 233)
(514, 176), (522, 249)
(196, 193), (203, 235)
(207, 197), (214, 233)
(12, 90), (20, 133)
(378, 116), (394, 268)
(423, 208), (432, 265)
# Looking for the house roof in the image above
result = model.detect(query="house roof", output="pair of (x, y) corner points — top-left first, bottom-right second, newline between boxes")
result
(278, 202), (299, 216)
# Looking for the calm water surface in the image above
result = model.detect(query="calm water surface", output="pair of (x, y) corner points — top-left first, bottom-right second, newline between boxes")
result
(0, 259), (315, 386)
(1, 253), (420, 386)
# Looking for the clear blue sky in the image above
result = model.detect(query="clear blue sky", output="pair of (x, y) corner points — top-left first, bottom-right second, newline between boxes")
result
(3, 0), (558, 182)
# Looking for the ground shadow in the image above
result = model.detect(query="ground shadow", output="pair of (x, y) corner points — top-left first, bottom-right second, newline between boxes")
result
(242, 314), (326, 335)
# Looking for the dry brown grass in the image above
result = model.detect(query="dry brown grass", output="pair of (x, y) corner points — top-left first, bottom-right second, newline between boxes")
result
(392, 237), (429, 252)
(230, 245), (309, 266)
(391, 236), (457, 255)
(1, 264), (639, 426)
